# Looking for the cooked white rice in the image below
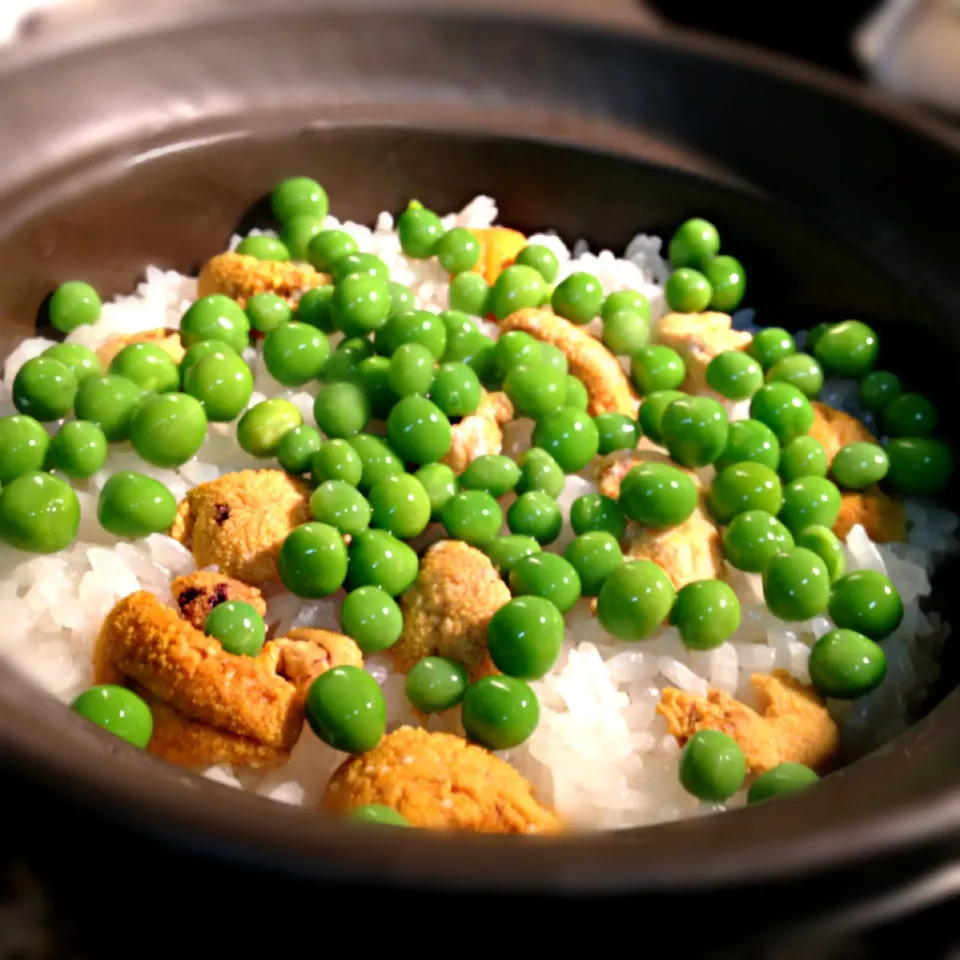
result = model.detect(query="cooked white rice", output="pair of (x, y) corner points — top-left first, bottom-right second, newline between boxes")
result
(0, 195), (955, 830)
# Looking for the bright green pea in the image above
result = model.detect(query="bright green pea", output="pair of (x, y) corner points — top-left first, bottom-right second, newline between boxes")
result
(312, 439), (363, 487)
(706, 351), (764, 401)
(762, 548), (830, 621)
(237, 397), (302, 457)
(276, 424), (323, 474)
(13, 357), (78, 421)
(262, 322), (330, 386)
(278, 522), (348, 597)
(515, 245), (560, 284)
(551, 272), (603, 325)
(620, 461), (698, 528)
(538, 342), (569, 375)
(108, 342), (180, 393)
(314, 382), (370, 439)
(305, 665), (385, 753)
(341, 586), (403, 653)
(630, 346), (686, 394)
(509, 553), (580, 614)
(48, 420), (107, 479)
(236, 234), (290, 261)
(885, 437), (953, 495)
(531, 407), (599, 473)
(813, 320), (878, 378)
(405, 656), (469, 712)
(307, 229), (358, 272)
(748, 763), (819, 804)
(332, 274), (391, 338)
(748, 328), (796, 371)
(668, 218), (720, 269)
(602, 289), (651, 324)
(179, 341), (235, 384)
(385, 342), (433, 398)
(439, 310), (478, 341)
(750, 382), (814, 445)
(859, 370), (902, 413)
(516, 448), (565, 499)
(350, 805), (409, 827)
(460, 455), (520, 497)
(436, 227), (481, 273)
(246, 292), (292, 334)
(504, 361), (567, 420)
(671, 579), (741, 650)
(461, 675), (540, 750)
(507, 491), (563, 545)
(661, 395), (729, 467)
(369, 474), (431, 539)
(487, 595), (565, 680)
(49, 281), (101, 333)
(205, 601), (266, 656)
(722, 510), (794, 573)
(708, 462), (782, 524)
(597, 560), (676, 641)
(398, 203), (444, 259)
(448, 271), (490, 317)
(807, 323), (831, 352)
(42, 343), (101, 383)
(595, 413), (641, 455)
(97, 471), (177, 539)
(280, 215), (323, 261)
(330, 252), (389, 283)
(809, 629), (887, 699)
(0, 415), (50, 484)
(831, 442), (888, 490)
(485, 534), (541, 575)
(180, 294), (250, 354)
(489, 266), (546, 321)
(414, 462), (457, 519)
(602, 308), (651, 357)
(347, 529), (419, 596)
(0, 472), (80, 553)
(386, 395), (451, 465)
(766, 353), (823, 398)
(715, 419), (780, 471)
(569, 493), (626, 538)
(704, 255), (746, 311)
(381, 310), (448, 359)
(665, 268), (712, 313)
(796, 524), (846, 582)
(183, 351), (254, 422)
(310, 480), (372, 537)
(429, 362), (482, 418)
(679, 730), (746, 802)
(564, 531), (623, 597)
(564, 376), (589, 411)
(355, 356), (398, 421)
(779, 476), (841, 536)
(296, 285), (336, 333)
(828, 570), (903, 640)
(441, 490), (502, 546)
(71, 685), (152, 748)
(638, 389), (684, 444)
(348, 434), (405, 493)
(778, 436), (828, 482)
(494, 331), (540, 379)
(271, 176), (328, 222)
(130, 393), (207, 468)
(882, 393), (937, 438)
(383, 282), (414, 321)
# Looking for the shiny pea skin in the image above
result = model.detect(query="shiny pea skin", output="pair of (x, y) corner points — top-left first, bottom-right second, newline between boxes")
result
(704, 255), (746, 312)
(180, 294), (250, 354)
(747, 763), (819, 804)
(795, 525), (845, 582)
(619, 461), (698, 528)
(49, 281), (101, 333)
(179, 341), (235, 383)
(414, 462), (458, 519)
(750, 382), (814, 445)
(460, 454), (521, 497)
(516, 448), (565, 499)
(348, 433), (405, 492)
(387, 282), (416, 320)
(109, 343), (180, 393)
(330, 252), (389, 283)
(312, 439), (363, 487)
(276, 424), (323, 474)
(485, 534), (541, 576)
(762, 547), (831, 621)
(305, 665), (385, 753)
(490, 265), (546, 320)
(0, 415), (50, 484)
(748, 328), (796, 371)
(296, 285), (336, 333)
(278, 522), (348, 597)
(778, 435), (828, 483)
(387, 342), (436, 398)
(448, 271), (490, 317)
(595, 413), (641, 455)
(0, 472), (80, 553)
(386, 395), (452, 465)
(858, 370), (902, 413)
(280, 215), (323, 262)
(307, 229), (359, 272)
(487, 596), (565, 680)
(515, 244), (560, 284)
(129, 393), (207, 468)
(661, 395), (729, 467)
(236, 235), (290, 261)
(569, 492), (627, 538)
(885, 437), (953, 495)
(398, 203), (444, 259)
(71, 685), (152, 748)
(436, 227), (481, 273)
(638, 390), (684, 444)
(356, 356), (398, 421)
(831, 442), (888, 490)
(808, 629), (887, 699)
(237, 398), (302, 458)
(369, 474), (431, 539)
(507, 491), (563, 545)
(429, 362), (482, 417)
(493, 331), (540, 379)
(531, 407), (599, 473)
(271, 176), (328, 222)
(670, 579), (741, 650)
(668, 218), (720, 269)
(708, 462), (782, 524)
(665, 268), (712, 313)
(97, 471), (177, 538)
(205, 601), (266, 657)
(828, 570), (903, 640)
(332, 274), (391, 338)
(679, 730), (746, 802)
(349, 805), (409, 827)
(602, 309), (651, 357)
(813, 320), (878, 378)
(551, 272), (603, 325)
(263, 322), (330, 386)
(49, 420), (107, 479)
(601, 289), (651, 324)
(347, 529), (419, 595)
(564, 376), (589, 412)
(405, 656), (469, 712)
(183, 351), (254, 422)
(461, 675), (540, 750)
(310, 480), (372, 537)
(882, 392), (938, 438)
(715, 418), (780, 471)
(509, 553), (581, 613)
(42, 343), (101, 383)
(597, 560), (676, 641)
(538, 342), (569, 376)
(441, 490), (502, 546)
(630, 346), (686, 394)
(706, 350), (764, 401)
(564, 531), (623, 597)
(13, 357), (78, 421)
(340, 586), (403, 653)
(766, 353), (823, 399)
(314, 382), (371, 439)
(778, 476), (841, 536)
(503, 361), (567, 420)
(722, 509), (794, 573)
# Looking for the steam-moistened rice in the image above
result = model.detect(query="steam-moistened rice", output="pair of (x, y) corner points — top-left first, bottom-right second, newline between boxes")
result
(0, 196), (955, 830)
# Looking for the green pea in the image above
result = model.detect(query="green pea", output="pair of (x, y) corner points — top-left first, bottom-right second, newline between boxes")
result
(779, 476), (841, 536)
(48, 420), (107, 479)
(715, 419), (780, 471)
(597, 560), (676, 641)
(485, 534), (541, 575)
(631, 346), (686, 395)
(386, 395), (451, 465)
(314, 382), (370, 440)
(0, 471), (80, 553)
(435, 227), (481, 273)
(381, 310), (448, 359)
(448, 271), (490, 317)
(551, 272), (603, 325)
(180, 294), (250, 353)
(679, 730), (746, 802)
(620, 461), (698, 528)
(347, 529), (419, 595)
(0, 415), (50, 484)
(310, 480), (372, 537)
(638, 389), (685, 444)
(494, 331), (540, 379)
(594, 413), (641, 455)
(708, 462), (782, 523)
(859, 370), (902, 413)
(245, 291), (292, 334)
(508, 244), (556, 284)
(778, 435), (828, 482)
(538, 342), (569, 375)
(509, 553), (581, 613)
(296, 285), (336, 333)
(307, 229), (358, 272)
(460, 455), (520, 497)
(13, 357), (77, 421)
(750, 382), (814, 445)
(305, 665), (385, 753)
(278, 522), (348, 597)
(179, 341), (235, 384)
(354, 356), (397, 421)
(722, 510), (794, 573)
(384, 282), (414, 321)
(236, 234), (290, 261)
(429, 362), (481, 418)
(831, 442), (888, 490)
(507, 491), (563, 545)
(276, 424), (323, 474)
(516, 448), (565, 499)
(882, 393), (937, 438)
(385, 342), (433, 398)
(461, 337), (499, 386)
(271, 176), (328, 222)
(398, 203), (444, 259)
(71, 685), (152, 748)
(348, 434), (404, 493)
(97, 471), (176, 539)
(667, 218), (720, 269)
(262, 322), (330, 386)
(405, 657), (469, 713)
(130, 393), (207, 468)
(747, 763), (819, 804)
(665, 267), (712, 313)
(204, 601), (266, 656)
(330, 252), (389, 284)
(280, 215), (323, 262)
(184, 351), (254, 422)
(706, 351), (764, 401)
(461, 675), (540, 750)
(369, 474), (431, 539)
(813, 320), (878, 378)
(42, 343), (101, 383)
(504, 361), (567, 420)
(704, 255), (746, 312)
(440, 310), (479, 341)
(671, 579), (741, 650)
(602, 289), (651, 323)
(564, 375), (589, 411)
(885, 437), (953, 495)
(828, 570), (903, 640)
(312, 439), (363, 487)
(564, 531), (623, 597)
(570, 493), (627, 538)
(108, 342), (177, 393)
(414, 462), (457, 519)
(795, 525), (845, 582)
(806, 323), (830, 352)
(441, 490), (502, 546)
(809, 629), (887, 699)
(332, 274), (391, 338)
(350, 805), (409, 827)
(489, 266), (546, 321)
(49, 281), (101, 333)
(661, 395), (729, 467)
(602, 308), (651, 357)
(766, 353), (823, 399)
(531, 407), (599, 473)
(748, 328), (796, 371)
(762, 548), (830, 621)
(340, 586), (403, 653)
(237, 398), (303, 458)
(487, 595), (565, 680)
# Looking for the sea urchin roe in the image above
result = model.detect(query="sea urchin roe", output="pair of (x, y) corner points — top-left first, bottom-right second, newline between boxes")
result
(171, 570), (266, 630)
(197, 252), (326, 310)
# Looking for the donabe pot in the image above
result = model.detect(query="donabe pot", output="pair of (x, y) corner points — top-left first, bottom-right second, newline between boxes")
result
(1, 1), (959, 948)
